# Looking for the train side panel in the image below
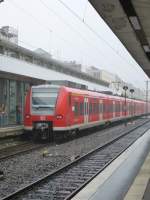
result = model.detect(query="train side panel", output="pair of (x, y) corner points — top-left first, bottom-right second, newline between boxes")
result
(24, 85), (148, 141)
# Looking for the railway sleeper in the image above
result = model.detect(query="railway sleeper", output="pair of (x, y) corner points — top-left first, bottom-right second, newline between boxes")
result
(52, 178), (85, 185)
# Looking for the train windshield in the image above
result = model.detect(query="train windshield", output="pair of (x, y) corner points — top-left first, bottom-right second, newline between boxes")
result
(32, 87), (59, 115)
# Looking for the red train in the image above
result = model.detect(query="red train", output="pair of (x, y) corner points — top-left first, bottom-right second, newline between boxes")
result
(24, 84), (148, 140)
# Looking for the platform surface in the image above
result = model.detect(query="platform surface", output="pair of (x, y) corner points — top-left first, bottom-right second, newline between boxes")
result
(0, 125), (23, 138)
(124, 152), (150, 200)
(72, 129), (150, 200)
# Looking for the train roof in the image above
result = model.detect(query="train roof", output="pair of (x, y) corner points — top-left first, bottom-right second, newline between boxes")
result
(62, 86), (145, 103)
(32, 84), (61, 89)
(31, 84), (145, 103)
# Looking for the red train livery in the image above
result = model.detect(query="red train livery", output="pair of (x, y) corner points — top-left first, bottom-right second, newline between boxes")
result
(24, 84), (148, 140)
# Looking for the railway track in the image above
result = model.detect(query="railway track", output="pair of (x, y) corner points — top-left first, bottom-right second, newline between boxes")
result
(0, 142), (47, 161)
(1, 119), (150, 200)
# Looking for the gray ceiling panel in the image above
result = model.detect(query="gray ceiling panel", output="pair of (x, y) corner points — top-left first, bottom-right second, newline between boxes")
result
(89, 0), (150, 77)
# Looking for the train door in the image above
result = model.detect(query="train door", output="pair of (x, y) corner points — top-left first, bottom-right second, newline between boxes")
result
(127, 101), (130, 116)
(103, 99), (107, 120)
(120, 101), (122, 117)
(113, 100), (115, 118)
(71, 96), (80, 125)
(84, 97), (89, 124)
(115, 101), (119, 118)
(99, 99), (103, 121)
(109, 100), (113, 119)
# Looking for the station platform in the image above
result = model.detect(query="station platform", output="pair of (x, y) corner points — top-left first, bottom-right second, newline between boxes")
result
(0, 125), (23, 138)
(72, 129), (150, 200)
(124, 151), (150, 200)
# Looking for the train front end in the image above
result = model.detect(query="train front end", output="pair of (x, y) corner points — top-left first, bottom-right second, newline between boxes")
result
(24, 85), (60, 141)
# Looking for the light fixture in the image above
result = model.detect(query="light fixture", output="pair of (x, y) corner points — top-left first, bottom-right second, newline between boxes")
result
(129, 16), (141, 30)
(143, 45), (150, 53)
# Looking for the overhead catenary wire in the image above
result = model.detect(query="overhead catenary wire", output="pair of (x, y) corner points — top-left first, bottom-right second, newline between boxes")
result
(39, 0), (141, 83)
(82, 0), (88, 22)
(38, 0), (117, 67)
(7, 0), (129, 72)
(56, 0), (146, 76)
(5, 0), (146, 86)
(7, 0), (112, 68)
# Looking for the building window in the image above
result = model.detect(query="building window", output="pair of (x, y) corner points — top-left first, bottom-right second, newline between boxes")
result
(0, 78), (31, 127)
(0, 78), (9, 127)
(9, 80), (17, 124)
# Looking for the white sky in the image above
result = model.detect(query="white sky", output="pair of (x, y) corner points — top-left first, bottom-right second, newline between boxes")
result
(0, 0), (149, 89)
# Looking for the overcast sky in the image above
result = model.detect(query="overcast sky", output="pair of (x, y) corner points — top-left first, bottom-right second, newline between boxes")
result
(0, 0), (149, 89)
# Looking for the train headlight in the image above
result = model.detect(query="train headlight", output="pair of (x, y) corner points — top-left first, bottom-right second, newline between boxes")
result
(25, 114), (31, 119)
(56, 115), (63, 119)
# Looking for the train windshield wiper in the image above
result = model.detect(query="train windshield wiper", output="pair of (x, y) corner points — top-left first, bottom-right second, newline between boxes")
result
(32, 105), (54, 108)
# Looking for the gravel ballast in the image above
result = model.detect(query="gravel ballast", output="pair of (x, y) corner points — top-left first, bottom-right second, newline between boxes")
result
(0, 119), (147, 198)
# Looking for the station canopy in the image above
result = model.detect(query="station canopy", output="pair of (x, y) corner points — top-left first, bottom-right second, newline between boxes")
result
(89, 0), (150, 77)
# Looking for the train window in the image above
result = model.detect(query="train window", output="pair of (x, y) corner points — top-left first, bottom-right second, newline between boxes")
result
(85, 102), (88, 115)
(103, 104), (106, 113)
(105, 104), (112, 113)
(32, 87), (59, 115)
(129, 103), (133, 114)
(96, 103), (99, 114)
(108, 104), (110, 112)
(132, 104), (134, 113)
(84, 102), (86, 115)
(32, 87), (59, 106)
(93, 103), (96, 114)
(89, 103), (92, 115)
(129, 103), (131, 114)
(115, 103), (120, 112)
(118, 103), (120, 112)
(127, 103), (129, 112)
(74, 102), (79, 116)
(111, 104), (112, 112)
(109, 104), (113, 113)
(108, 104), (110, 113)
(80, 102), (84, 115)
(115, 104), (117, 112)
(113, 103), (115, 112)
(93, 103), (95, 114)
(68, 94), (71, 105)
(99, 102), (103, 113)
(84, 101), (87, 115)
(93, 103), (97, 114)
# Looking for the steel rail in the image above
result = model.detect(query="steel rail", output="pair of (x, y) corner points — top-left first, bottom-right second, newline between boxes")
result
(1, 119), (150, 200)
(0, 142), (48, 161)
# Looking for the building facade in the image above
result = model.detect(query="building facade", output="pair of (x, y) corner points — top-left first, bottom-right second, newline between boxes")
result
(63, 61), (82, 72)
(86, 66), (146, 100)
(0, 26), (18, 44)
(86, 66), (101, 80)
(0, 78), (30, 127)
